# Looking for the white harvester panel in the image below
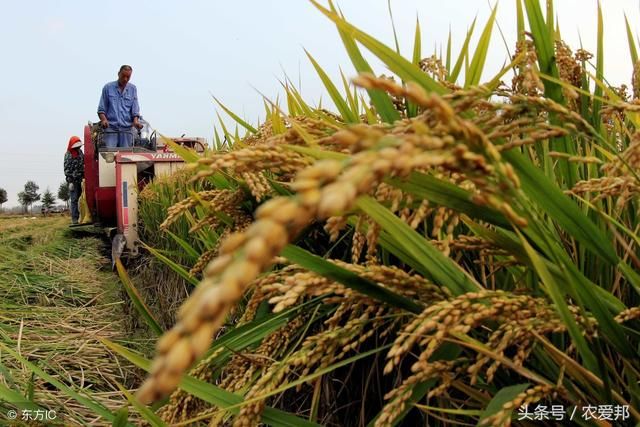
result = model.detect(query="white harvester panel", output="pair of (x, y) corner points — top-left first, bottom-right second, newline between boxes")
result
(118, 163), (139, 255)
(99, 153), (117, 187)
(115, 151), (185, 257)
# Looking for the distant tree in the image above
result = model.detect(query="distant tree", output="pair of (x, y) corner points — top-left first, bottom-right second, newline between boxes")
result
(18, 181), (40, 214)
(0, 188), (7, 211)
(42, 189), (56, 210)
(17, 191), (27, 213)
(57, 181), (70, 208)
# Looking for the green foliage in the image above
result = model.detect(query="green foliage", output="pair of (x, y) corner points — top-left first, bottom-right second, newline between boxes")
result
(41, 188), (56, 209)
(17, 180), (40, 213)
(0, 187), (7, 208)
(57, 181), (70, 204)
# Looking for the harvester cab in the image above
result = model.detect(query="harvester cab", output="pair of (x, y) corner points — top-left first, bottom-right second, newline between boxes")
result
(82, 120), (205, 265)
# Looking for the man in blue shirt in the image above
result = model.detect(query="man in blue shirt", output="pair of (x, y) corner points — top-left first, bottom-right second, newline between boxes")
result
(97, 65), (142, 148)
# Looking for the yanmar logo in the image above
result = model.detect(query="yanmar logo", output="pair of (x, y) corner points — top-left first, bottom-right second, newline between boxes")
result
(151, 153), (181, 160)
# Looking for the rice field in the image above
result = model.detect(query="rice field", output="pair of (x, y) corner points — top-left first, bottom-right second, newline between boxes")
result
(4, 1), (640, 426)
(0, 216), (145, 425)
(117, 1), (640, 425)
(130, 2), (640, 426)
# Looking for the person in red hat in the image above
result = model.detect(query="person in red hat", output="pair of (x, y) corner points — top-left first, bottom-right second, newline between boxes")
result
(64, 136), (84, 225)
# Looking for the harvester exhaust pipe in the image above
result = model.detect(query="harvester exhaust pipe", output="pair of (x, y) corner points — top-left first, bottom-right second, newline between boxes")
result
(111, 234), (126, 270)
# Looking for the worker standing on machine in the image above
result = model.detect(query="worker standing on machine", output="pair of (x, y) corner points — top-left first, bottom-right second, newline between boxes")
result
(64, 136), (84, 225)
(97, 65), (143, 148)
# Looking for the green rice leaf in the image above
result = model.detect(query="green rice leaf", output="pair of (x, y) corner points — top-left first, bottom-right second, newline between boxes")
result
(465, 218), (626, 313)
(449, 17), (477, 83)
(446, 27), (452, 73)
(367, 344), (461, 427)
(559, 258), (634, 358)
(269, 100), (287, 134)
(284, 143), (348, 161)
(202, 300), (318, 361)
(281, 245), (423, 313)
(523, 0), (562, 100)
(517, 230), (599, 373)
(387, 0), (401, 54)
(234, 125), (241, 145)
(592, 1), (604, 129)
(374, 227), (436, 282)
(407, 17), (422, 117)
(465, 5), (497, 87)
(141, 242), (199, 286)
(0, 343), (128, 425)
(523, 0), (552, 70)
(361, 94), (380, 124)
(215, 112), (235, 147)
(161, 137), (200, 163)
(101, 340), (320, 427)
(516, 0), (525, 43)
(225, 344), (391, 411)
(479, 383), (530, 423)
(165, 229), (200, 263)
(115, 259), (163, 336)
(484, 52), (524, 92)
(116, 384), (165, 427)
(312, 0), (446, 96)
(213, 127), (223, 151)
(112, 407), (130, 427)
(388, 172), (510, 228)
(340, 68), (360, 119)
(305, 50), (358, 123)
(625, 14), (638, 65)
(213, 96), (258, 134)
(333, 18), (400, 123)
(412, 17), (421, 66)
(286, 87), (301, 117)
(503, 149), (618, 266)
(284, 80), (315, 117)
(0, 381), (43, 412)
(546, 0), (554, 37)
(356, 196), (481, 295)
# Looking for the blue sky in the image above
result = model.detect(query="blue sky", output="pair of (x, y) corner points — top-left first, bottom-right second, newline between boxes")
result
(0, 0), (638, 207)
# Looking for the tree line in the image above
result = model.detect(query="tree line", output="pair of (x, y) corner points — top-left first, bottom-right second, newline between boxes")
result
(0, 181), (71, 213)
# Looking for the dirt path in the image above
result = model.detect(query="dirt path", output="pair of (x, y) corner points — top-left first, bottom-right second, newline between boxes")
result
(0, 216), (143, 426)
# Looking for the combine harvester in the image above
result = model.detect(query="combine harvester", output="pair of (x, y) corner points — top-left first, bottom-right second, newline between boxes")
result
(80, 121), (205, 263)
